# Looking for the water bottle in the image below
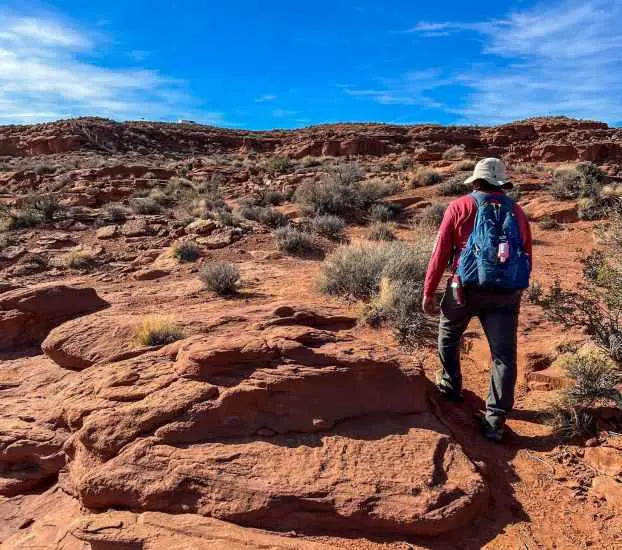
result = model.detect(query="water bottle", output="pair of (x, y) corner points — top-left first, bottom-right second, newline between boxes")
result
(450, 274), (464, 306)
(498, 238), (509, 263)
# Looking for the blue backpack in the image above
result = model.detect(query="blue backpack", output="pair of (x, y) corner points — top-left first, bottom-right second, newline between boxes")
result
(457, 191), (531, 290)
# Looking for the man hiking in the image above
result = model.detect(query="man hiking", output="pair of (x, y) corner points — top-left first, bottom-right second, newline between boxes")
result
(422, 158), (532, 442)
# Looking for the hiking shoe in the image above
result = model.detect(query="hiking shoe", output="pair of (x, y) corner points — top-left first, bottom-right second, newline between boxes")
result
(436, 383), (464, 403)
(478, 416), (504, 443)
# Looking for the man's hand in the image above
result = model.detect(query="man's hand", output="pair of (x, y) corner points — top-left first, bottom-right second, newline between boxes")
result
(422, 294), (439, 315)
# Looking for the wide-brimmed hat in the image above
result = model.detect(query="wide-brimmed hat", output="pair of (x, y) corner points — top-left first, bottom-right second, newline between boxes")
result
(465, 158), (511, 188)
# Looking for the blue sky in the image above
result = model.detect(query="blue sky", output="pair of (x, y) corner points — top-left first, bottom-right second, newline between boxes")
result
(1, 0), (622, 129)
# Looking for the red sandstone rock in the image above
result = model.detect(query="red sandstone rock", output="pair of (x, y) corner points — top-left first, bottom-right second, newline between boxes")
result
(0, 284), (108, 352)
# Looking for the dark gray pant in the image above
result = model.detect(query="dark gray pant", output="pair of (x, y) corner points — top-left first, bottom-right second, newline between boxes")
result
(438, 281), (521, 430)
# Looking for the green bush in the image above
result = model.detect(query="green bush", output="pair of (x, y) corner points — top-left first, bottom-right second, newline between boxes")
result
(275, 226), (315, 255)
(409, 169), (441, 188)
(310, 215), (345, 240)
(172, 241), (201, 262)
(199, 262), (240, 295)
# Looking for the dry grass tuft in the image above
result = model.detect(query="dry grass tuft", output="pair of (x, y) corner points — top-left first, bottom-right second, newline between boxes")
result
(134, 316), (185, 346)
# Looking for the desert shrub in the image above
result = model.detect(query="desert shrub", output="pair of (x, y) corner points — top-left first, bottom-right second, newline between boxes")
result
(295, 177), (360, 215)
(506, 185), (522, 202)
(539, 216), (559, 230)
(319, 238), (433, 300)
(275, 226), (315, 255)
(295, 170), (396, 217)
(299, 155), (322, 168)
(164, 177), (197, 203)
(595, 203), (622, 247)
(329, 162), (364, 185)
(419, 203), (446, 228)
(369, 202), (401, 222)
(23, 193), (63, 222)
(214, 209), (240, 227)
(410, 169), (441, 188)
(261, 189), (285, 206)
(194, 173), (225, 195)
(438, 172), (471, 196)
(0, 205), (42, 230)
(526, 281), (543, 303)
(454, 159), (476, 171)
(398, 155), (414, 170)
(310, 215), (345, 240)
(442, 145), (466, 161)
(199, 262), (240, 295)
(61, 251), (96, 270)
(238, 204), (288, 227)
(134, 316), (185, 346)
(33, 164), (56, 175)
(172, 241), (201, 262)
(578, 197), (610, 221)
(264, 155), (292, 175)
(550, 162), (605, 200)
(547, 353), (622, 439)
(364, 278), (427, 349)
(258, 207), (289, 228)
(536, 250), (622, 360)
(99, 202), (128, 225)
(368, 223), (396, 242)
(129, 197), (164, 215)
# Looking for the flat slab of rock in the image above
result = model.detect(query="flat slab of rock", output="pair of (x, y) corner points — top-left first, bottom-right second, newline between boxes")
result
(70, 511), (335, 550)
(75, 414), (487, 537)
(31, 307), (489, 537)
(132, 267), (170, 281)
(42, 313), (148, 370)
(0, 284), (109, 351)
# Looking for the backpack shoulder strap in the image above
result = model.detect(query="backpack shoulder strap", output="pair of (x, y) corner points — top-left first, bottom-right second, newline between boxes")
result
(470, 191), (514, 210)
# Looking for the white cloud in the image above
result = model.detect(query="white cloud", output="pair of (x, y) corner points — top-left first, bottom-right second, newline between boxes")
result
(344, 69), (449, 109)
(0, 11), (223, 124)
(404, 0), (622, 124)
(255, 94), (277, 103)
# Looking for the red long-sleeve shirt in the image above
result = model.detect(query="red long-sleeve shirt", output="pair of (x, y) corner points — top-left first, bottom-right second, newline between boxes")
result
(423, 192), (533, 298)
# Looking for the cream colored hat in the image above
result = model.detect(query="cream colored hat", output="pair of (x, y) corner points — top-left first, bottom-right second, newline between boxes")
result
(465, 158), (508, 187)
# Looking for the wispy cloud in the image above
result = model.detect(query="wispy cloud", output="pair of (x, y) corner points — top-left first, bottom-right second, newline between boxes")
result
(344, 69), (449, 109)
(272, 108), (299, 117)
(255, 94), (277, 103)
(0, 10), (223, 124)
(403, 0), (622, 124)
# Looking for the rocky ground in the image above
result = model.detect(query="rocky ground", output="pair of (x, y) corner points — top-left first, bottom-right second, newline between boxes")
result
(1, 116), (621, 549)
